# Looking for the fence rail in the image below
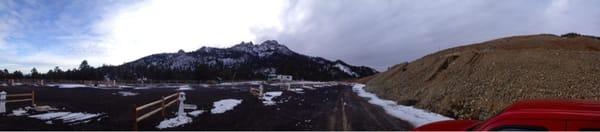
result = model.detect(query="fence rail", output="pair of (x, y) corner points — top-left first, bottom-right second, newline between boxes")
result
(0, 91), (36, 114)
(133, 92), (179, 130)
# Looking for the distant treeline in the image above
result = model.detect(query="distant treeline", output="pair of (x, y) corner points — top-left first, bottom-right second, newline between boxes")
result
(0, 60), (250, 81)
(0, 60), (114, 80)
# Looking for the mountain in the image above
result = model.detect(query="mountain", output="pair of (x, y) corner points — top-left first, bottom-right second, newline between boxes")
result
(363, 33), (600, 120)
(115, 40), (377, 81)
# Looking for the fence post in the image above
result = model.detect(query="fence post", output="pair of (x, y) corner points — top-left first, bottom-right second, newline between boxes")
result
(31, 90), (36, 107)
(0, 91), (6, 113)
(133, 104), (138, 131)
(161, 96), (166, 118)
(177, 92), (186, 117)
(259, 85), (264, 96)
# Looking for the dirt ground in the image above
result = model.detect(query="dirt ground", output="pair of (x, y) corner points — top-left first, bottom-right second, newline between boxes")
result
(366, 34), (600, 120)
(0, 83), (411, 130)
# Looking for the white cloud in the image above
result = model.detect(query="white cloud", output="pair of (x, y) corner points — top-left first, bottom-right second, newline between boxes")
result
(87, 0), (286, 65)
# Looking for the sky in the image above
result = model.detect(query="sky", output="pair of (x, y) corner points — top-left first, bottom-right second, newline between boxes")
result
(1, 0), (600, 73)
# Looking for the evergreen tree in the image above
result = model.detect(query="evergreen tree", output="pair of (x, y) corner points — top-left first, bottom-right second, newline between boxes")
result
(31, 68), (39, 79)
(12, 71), (24, 79)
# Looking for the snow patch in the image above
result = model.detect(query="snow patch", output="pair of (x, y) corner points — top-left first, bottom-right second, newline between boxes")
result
(115, 91), (139, 96)
(289, 88), (304, 94)
(261, 91), (283, 106)
(302, 85), (316, 90)
(211, 99), (243, 114)
(11, 108), (29, 116)
(334, 63), (359, 77)
(156, 115), (192, 129)
(188, 110), (205, 117)
(178, 85), (193, 91)
(28, 112), (104, 125)
(352, 84), (453, 127)
(217, 81), (263, 86)
(47, 84), (88, 88)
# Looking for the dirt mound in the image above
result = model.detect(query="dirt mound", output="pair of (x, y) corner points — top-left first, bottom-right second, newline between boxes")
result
(365, 33), (600, 120)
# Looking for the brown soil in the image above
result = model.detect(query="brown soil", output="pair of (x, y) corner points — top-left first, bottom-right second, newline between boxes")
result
(366, 34), (600, 120)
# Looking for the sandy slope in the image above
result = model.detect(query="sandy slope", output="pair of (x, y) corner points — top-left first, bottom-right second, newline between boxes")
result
(366, 34), (600, 120)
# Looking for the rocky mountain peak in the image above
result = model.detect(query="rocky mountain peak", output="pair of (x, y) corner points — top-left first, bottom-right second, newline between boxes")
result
(230, 40), (294, 56)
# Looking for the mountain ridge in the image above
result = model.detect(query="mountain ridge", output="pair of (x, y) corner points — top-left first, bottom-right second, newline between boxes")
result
(114, 40), (378, 80)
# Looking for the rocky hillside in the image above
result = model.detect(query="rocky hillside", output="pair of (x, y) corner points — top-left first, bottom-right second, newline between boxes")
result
(365, 33), (600, 120)
(118, 40), (378, 80)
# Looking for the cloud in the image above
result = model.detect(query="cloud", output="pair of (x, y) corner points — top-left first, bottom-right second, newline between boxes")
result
(3, 0), (600, 73)
(83, 0), (286, 65)
(255, 0), (600, 70)
(0, 0), (125, 72)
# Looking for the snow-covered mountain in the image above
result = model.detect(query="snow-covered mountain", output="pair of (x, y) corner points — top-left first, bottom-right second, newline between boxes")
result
(119, 40), (378, 80)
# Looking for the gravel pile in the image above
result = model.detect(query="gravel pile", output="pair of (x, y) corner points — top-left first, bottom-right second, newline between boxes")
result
(366, 34), (600, 120)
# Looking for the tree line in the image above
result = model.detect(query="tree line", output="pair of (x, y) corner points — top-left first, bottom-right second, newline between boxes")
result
(0, 60), (108, 80)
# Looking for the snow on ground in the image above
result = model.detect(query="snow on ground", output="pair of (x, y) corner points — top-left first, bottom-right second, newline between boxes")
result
(46, 84), (88, 88)
(29, 112), (104, 124)
(28, 112), (104, 125)
(125, 85), (152, 89)
(119, 85), (134, 88)
(156, 115), (192, 129)
(302, 85), (315, 90)
(289, 88), (304, 94)
(115, 91), (139, 96)
(188, 110), (205, 117)
(178, 85), (193, 91)
(217, 81), (263, 86)
(11, 108), (29, 116)
(211, 99), (243, 114)
(352, 84), (453, 127)
(334, 63), (359, 77)
(261, 91), (283, 106)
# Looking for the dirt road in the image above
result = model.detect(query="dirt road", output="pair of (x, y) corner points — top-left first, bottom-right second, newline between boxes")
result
(325, 87), (412, 130)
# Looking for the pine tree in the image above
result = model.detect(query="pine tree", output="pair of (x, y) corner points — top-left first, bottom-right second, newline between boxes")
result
(31, 68), (39, 79)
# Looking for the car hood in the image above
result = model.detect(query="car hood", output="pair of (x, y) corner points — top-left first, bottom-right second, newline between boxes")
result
(413, 120), (481, 131)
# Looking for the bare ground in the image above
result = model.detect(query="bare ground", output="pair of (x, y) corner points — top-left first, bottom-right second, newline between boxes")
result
(0, 84), (411, 130)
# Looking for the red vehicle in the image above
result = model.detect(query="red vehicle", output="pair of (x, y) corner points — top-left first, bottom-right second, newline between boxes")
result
(414, 100), (600, 131)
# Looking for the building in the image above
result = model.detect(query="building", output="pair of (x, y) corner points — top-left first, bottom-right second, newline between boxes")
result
(267, 74), (293, 81)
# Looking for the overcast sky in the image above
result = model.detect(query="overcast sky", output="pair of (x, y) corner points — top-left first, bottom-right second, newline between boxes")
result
(1, 0), (600, 72)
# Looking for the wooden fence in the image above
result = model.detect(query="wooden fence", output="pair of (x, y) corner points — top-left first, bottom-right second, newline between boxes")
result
(133, 92), (179, 130)
(2, 91), (36, 106)
(0, 91), (36, 114)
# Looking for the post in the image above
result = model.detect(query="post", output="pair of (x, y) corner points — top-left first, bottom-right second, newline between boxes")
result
(0, 91), (6, 113)
(259, 85), (264, 96)
(133, 104), (138, 131)
(161, 96), (166, 117)
(31, 90), (36, 107)
(177, 92), (186, 117)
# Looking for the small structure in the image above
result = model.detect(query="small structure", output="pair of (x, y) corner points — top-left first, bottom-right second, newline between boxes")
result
(0, 91), (5, 113)
(250, 85), (264, 97)
(8, 79), (14, 86)
(37, 80), (44, 86)
(267, 74), (293, 81)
